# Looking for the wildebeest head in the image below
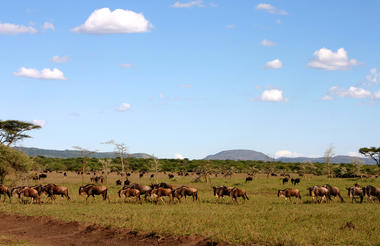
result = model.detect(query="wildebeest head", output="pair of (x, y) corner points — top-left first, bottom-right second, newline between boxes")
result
(278, 190), (285, 197)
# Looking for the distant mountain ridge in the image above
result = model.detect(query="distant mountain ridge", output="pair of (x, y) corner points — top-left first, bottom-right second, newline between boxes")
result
(15, 147), (153, 159)
(204, 149), (375, 165)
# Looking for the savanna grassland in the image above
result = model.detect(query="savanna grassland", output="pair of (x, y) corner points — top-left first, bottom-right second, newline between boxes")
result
(1, 172), (380, 245)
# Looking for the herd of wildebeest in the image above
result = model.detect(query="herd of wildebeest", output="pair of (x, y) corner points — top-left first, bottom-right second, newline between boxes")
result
(0, 171), (380, 205)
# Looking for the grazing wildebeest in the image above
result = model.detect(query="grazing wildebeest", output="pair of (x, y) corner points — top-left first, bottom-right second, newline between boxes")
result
(278, 188), (301, 201)
(322, 184), (344, 202)
(19, 187), (41, 204)
(362, 185), (380, 202)
(39, 173), (47, 179)
(346, 187), (364, 203)
(168, 174), (175, 179)
(151, 187), (173, 204)
(116, 180), (122, 186)
(44, 184), (70, 201)
(245, 176), (253, 182)
(79, 184), (109, 202)
(128, 184), (152, 200)
(282, 177), (289, 185)
(118, 187), (141, 202)
(173, 186), (198, 202)
(213, 186), (232, 200)
(291, 178), (300, 185)
(124, 179), (130, 186)
(230, 187), (249, 204)
(0, 185), (11, 202)
(307, 186), (331, 203)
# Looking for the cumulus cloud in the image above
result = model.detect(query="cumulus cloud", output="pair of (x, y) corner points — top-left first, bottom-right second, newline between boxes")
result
(256, 3), (287, 15)
(261, 39), (276, 47)
(51, 55), (69, 63)
(120, 63), (132, 69)
(174, 153), (184, 159)
(117, 103), (131, 112)
(33, 120), (46, 127)
(73, 8), (152, 34)
(265, 59), (282, 69)
(171, 0), (204, 8)
(260, 89), (288, 102)
(0, 22), (37, 34)
(14, 67), (66, 80)
(308, 48), (360, 71)
(363, 68), (380, 85)
(325, 86), (371, 100)
(42, 22), (55, 31)
(275, 150), (301, 158)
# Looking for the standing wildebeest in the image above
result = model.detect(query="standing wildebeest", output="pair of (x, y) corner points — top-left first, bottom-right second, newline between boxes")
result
(118, 187), (141, 202)
(124, 179), (130, 186)
(173, 186), (198, 202)
(39, 173), (47, 179)
(44, 184), (70, 201)
(278, 188), (301, 201)
(139, 172), (145, 178)
(19, 187), (41, 204)
(322, 184), (344, 202)
(79, 184), (109, 202)
(116, 180), (122, 186)
(282, 177), (289, 185)
(151, 187), (173, 204)
(346, 187), (364, 203)
(168, 174), (175, 179)
(128, 184), (152, 200)
(245, 176), (253, 182)
(230, 187), (249, 204)
(362, 185), (380, 202)
(307, 186), (331, 203)
(291, 178), (300, 185)
(150, 174), (155, 179)
(213, 186), (233, 201)
(0, 185), (11, 202)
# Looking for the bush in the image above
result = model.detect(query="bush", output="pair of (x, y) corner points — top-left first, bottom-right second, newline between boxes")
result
(0, 145), (33, 183)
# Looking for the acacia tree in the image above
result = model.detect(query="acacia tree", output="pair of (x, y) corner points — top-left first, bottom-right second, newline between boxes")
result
(0, 145), (32, 184)
(102, 140), (128, 174)
(359, 147), (380, 167)
(0, 120), (41, 146)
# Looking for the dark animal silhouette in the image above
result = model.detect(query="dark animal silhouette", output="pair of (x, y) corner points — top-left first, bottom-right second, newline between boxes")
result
(291, 178), (300, 185)
(282, 177), (289, 185)
(168, 174), (175, 179)
(116, 180), (122, 186)
(245, 176), (253, 182)
(39, 173), (47, 179)
(150, 174), (154, 179)
(124, 179), (130, 186)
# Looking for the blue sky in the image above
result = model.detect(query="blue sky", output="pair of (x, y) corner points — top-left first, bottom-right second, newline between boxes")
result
(1, 0), (379, 159)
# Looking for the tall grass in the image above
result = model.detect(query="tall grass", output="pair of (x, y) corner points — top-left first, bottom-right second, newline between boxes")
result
(1, 172), (380, 245)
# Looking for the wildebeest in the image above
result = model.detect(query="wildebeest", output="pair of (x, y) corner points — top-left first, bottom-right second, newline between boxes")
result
(151, 187), (173, 204)
(19, 187), (41, 204)
(173, 186), (198, 202)
(79, 184), (109, 202)
(116, 180), (122, 186)
(168, 174), (175, 179)
(307, 186), (331, 203)
(64, 172), (67, 177)
(139, 172), (144, 178)
(362, 185), (380, 202)
(118, 187), (140, 202)
(11, 186), (27, 198)
(230, 187), (249, 204)
(127, 183), (152, 199)
(282, 177), (289, 185)
(278, 188), (301, 201)
(0, 185), (11, 202)
(245, 176), (253, 182)
(150, 174), (155, 179)
(213, 186), (232, 200)
(124, 179), (130, 186)
(44, 184), (70, 201)
(291, 178), (300, 185)
(346, 187), (364, 203)
(322, 184), (344, 202)
(39, 173), (47, 179)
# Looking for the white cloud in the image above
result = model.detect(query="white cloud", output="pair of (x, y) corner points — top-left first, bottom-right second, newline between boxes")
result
(374, 90), (380, 99)
(261, 39), (276, 47)
(174, 153), (184, 159)
(42, 22), (55, 31)
(363, 68), (380, 85)
(275, 150), (302, 158)
(51, 55), (69, 63)
(265, 59), (282, 69)
(225, 24), (235, 29)
(117, 103), (131, 112)
(348, 151), (362, 157)
(260, 89), (288, 102)
(171, 0), (204, 8)
(321, 95), (334, 101)
(324, 86), (371, 100)
(33, 120), (46, 127)
(73, 8), (152, 34)
(0, 22), (37, 34)
(120, 63), (132, 69)
(308, 48), (360, 71)
(256, 3), (287, 15)
(14, 67), (66, 80)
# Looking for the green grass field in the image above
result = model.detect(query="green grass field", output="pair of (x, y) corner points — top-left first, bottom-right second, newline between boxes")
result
(1, 172), (380, 245)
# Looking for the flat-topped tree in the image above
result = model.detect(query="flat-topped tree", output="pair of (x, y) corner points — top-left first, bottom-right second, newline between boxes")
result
(0, 120), (41, 146)
(359, 147), (380, 167)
